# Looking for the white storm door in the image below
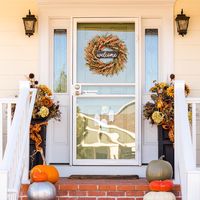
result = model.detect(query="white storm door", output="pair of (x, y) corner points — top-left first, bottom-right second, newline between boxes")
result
(72, 18), (141, 165)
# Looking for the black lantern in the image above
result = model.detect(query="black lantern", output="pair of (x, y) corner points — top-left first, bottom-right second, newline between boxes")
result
(175, 9), (190, 37)
(22, 10), (37, 37)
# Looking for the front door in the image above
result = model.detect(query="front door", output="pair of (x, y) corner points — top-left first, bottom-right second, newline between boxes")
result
(72, 18), (140, 165)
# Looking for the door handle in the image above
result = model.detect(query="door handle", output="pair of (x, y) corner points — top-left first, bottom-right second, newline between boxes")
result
(74, 84), (81, 96)
(82, 90), (98, 95)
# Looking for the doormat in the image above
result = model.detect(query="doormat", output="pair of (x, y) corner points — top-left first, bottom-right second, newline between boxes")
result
(68, 175), (139, 179)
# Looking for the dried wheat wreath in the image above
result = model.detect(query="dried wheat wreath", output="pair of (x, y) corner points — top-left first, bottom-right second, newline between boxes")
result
(84, 34), (128, 76)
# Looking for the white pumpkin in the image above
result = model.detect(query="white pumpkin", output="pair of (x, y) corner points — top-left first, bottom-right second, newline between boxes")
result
(144, 192), (176, 200)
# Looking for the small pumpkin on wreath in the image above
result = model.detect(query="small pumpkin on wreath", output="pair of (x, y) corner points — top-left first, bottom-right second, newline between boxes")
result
(84, 34), (128, 76)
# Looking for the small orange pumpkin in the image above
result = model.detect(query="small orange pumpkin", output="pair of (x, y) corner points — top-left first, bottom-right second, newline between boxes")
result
(44, 165), (59, 184)
(30, 165), (59, 184)
(149, 180), (173, 192)
(31, 170), (48, 182)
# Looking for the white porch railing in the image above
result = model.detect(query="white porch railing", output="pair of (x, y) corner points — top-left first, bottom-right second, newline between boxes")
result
(0, 98), (17, 162)
(0, 81), (37, 200)
(186, 97), (200, 166)
(175, 80), (200, 200)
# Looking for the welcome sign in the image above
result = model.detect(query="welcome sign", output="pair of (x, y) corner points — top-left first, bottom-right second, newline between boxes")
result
(96, 50), (119, 59)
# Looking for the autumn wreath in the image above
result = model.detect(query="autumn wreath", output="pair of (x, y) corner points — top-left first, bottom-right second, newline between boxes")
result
(84, 34), (128, 76)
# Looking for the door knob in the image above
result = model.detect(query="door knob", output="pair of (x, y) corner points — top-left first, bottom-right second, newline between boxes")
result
(75, 91), (80, 96)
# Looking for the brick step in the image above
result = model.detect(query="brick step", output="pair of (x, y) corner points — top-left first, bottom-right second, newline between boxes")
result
(19, 178), (181, 200)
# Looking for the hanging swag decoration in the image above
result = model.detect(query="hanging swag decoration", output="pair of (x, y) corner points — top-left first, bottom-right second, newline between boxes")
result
(85, 34), (128, 76)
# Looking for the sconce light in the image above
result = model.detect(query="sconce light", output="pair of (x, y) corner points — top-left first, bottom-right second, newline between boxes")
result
(22, 10), (37, 37)
(175, 9), (190, 37)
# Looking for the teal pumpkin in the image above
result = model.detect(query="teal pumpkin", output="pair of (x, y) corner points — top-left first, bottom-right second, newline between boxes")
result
(146, 156), (173, 182)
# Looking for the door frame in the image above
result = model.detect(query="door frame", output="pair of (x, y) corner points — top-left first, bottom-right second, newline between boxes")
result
(71, 17), (141, 166)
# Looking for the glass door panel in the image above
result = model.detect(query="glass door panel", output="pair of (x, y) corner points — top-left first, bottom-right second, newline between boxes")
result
(73, 18), (139, 165)
(76, 97), (135, 160)
(77, 23), (135, 83)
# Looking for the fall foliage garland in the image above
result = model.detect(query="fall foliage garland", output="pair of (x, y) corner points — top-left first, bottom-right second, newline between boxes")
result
(30, 122), (48, 164)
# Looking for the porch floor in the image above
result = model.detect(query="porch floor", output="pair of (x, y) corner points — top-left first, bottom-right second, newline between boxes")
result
(19, 178), (181, 200)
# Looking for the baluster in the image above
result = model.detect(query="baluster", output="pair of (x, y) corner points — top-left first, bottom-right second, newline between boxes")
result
(192, 103), (197, 165)
(7, 103), (12, 141)
(0, 103), (3, 161)
(22, 98), (30, 184)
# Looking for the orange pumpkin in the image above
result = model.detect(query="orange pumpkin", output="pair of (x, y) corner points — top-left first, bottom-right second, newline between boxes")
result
(31, 170), (48, 182)
(30, 165), (59, 184)
(149, 180), (173, 192)
(44, 165), (59, 183)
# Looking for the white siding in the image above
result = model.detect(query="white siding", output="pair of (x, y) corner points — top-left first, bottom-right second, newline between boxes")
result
(0, 0), (39, 97)
(175, 0), (200, 166)
(175, 0), (200, 96)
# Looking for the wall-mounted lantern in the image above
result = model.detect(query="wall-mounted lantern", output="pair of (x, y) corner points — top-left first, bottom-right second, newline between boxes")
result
(22, 10), (37, 37)
(175, 9), (190, 37)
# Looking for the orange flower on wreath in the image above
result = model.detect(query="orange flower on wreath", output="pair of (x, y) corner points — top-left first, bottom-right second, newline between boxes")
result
(39, 85), (52, 96)
(41, 96), (53, 108)
(167, 86), (174, 97)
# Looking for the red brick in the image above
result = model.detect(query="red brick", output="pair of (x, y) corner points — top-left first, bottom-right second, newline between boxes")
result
(19, 178), (181, 200)
(98, 198), (115, 200)
(69, 191), (88, 196)
(60, 184), (78, 190)
(78, 198), (96, 200)
(173, 191), (180, 196)
(135, 185), (149, 191)
(117, 185), (135, 191)
(88, 191), (106, 196)
(57, 190), (68, 196)
(107, 191), (125, 196)
(173, 185), (181, 191)
(126, 191), (135, 196)
(79, 185), (98, 191)
(19, 185), (29, 196)
(134, 191), (144, 196)
(99, 185), (116, 191)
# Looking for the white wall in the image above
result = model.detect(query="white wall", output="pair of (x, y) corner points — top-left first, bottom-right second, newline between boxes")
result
(0, 0), (38, 97)
(175, 0), (200, 166)
(175, 0), (200, 97)
(0, 0), (199, 99)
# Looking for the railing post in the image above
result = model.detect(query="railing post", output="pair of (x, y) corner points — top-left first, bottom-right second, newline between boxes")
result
(187, 171), (200, 200)
(174, 80), (185, 184)
(20, 81), (30, 184)
(0, 170), (8, 200)
(6, 103), (12, 142)
(0, 103), (3, 161)
(192, 103), (197, 164)
(22, 115), (30, 184)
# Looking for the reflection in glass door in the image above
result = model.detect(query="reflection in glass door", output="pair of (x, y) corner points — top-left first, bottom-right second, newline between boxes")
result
(73, 18), (140, 165)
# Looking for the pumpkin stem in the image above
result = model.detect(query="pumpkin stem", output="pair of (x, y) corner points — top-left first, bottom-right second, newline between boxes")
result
(159, 155), (165, 160)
